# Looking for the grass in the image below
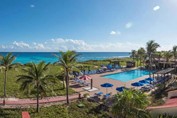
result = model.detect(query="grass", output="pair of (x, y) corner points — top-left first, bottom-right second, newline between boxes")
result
(0, 100), (110, 118)
(0, 65), (75, 98)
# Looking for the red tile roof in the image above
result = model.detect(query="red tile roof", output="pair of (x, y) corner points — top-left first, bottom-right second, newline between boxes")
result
(148, 98), (177, 109)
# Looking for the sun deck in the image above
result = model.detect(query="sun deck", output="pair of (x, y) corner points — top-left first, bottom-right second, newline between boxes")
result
(71, 68), (151, 96)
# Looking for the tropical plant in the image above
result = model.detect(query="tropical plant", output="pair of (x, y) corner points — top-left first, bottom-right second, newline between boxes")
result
(0, 53), (16, 105)
(172, 45), (177, 62)
(111, 89), (150, 118)
(57, 50), (79, 104)
(130, 50), (137, 61)
(137, 47), (146, 66)
(146, 40), (160, 76)
(163, 50), (173, 62)
(17, 61), (55, 112)
(154, 51), (164, 69)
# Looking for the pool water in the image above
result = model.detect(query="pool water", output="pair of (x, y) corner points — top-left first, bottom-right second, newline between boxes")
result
(103, 69), (150, 82)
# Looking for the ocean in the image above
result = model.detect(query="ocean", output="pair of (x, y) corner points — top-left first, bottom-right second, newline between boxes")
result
(0, 52), (130, 64)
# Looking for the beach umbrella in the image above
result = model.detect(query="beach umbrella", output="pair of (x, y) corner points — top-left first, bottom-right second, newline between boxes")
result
(131, 82), (144, 87)
(80, 75), (93, 89)
(139, 80), (150, 84)
(79, 75), (91, 80)
(116, 86), (126, 92)
(101, 83), (113, 94)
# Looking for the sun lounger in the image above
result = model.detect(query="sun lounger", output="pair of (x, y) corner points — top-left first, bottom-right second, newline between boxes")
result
(103, 93), (111, 99)
(95, 92), (103, 96)
(140, 87), (151, 92)
(74, 78), (85, 85)
(96, 69), (104, 74)
(83, 81), (90, 86)
(73, 78), (80, 83)
(88, 95), (100, 102)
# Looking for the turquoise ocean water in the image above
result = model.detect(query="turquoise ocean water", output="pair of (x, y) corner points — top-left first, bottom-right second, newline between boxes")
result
(0, 52), (130, 64)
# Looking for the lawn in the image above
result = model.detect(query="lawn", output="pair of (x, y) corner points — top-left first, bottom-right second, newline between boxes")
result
(0, 65), (75, 98)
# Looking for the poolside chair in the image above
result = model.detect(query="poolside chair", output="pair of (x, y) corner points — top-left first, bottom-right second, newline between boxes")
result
(107, 64), (115, 72)
(88, 95), (100, 102)
(96, 69), (104, 74)
(73, 78), (80, 83)
(140, 86), (151, 92)
(83, 81), (91, 86)
(95, 91), (103, 96)
(103, 93), (112, 99)
(115, 64), (120, 69)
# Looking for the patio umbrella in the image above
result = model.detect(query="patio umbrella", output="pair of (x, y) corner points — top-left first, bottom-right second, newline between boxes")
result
(101, 83), (113, 94)
(80, 75), (93, 89)
(139, 80), (150, 84)
(131, 82), (144, 87)
(116, 86), (126, 92)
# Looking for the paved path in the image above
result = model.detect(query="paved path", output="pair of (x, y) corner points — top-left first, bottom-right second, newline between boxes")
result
(0, 94), (79, 107)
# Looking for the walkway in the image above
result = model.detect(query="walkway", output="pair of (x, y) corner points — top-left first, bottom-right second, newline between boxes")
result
(0, 94), (79, 108)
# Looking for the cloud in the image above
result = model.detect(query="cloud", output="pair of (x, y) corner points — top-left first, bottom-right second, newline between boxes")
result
(110, 31), (116, 35)
(12, 41), (30, 48)
(0, 38), (143, 52)
(125, 22), (133, 29)
(34, 43), (45, 50)
(30, 4), (35, 8)
(153, 6), (160, 11)
(110, 31), (121, 35)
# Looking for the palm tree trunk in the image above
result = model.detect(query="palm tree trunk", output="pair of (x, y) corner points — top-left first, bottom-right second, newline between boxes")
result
(3, 69), (7, 105)
(36, 81), (39, 112)
(140, 58), (142, 67)
(63, 78), (66, 89)
(149, 54), (152, 77)
(66, 69), (69, 104)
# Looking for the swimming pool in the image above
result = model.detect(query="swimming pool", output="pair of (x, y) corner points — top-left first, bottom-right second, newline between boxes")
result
(103, 69), (150, 82)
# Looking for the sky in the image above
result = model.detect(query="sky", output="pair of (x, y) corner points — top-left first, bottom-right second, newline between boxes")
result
(0, 0), (177, 52)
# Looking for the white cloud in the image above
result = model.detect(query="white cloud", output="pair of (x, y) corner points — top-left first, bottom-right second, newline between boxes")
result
(0, 38), (143, 52)
(110, 31), (116, 35)
(34, 43), (45, 50)
(125, 22), (133, 29)
(12, 41), (30, 48)
(30, 4), (35, 8)
(153, 6), (160, 11)
(110, 31), (121, 35)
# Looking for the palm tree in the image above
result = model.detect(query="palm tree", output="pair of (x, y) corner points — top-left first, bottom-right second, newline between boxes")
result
(172, 45), (177, 62)
(0, 53), (16, 105)
(17, 61), (54, 112)
(146, 40), (160, 75)
(130, 50), (137, 61)
(137, 47), (146, 66)
(154, 51), (164, 69)
(57, 50), (79, 104)
(56, 68), (66, 89)
(163, 51), (173, 62)
(111, 89), (150, 118)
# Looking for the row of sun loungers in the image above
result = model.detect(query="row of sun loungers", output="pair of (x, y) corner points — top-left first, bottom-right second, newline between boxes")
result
(73, 64), (122, 76)
(88, 92), (112, 102)
(139, 75), (172, 92)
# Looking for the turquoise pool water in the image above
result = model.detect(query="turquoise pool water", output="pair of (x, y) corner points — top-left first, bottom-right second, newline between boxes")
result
(103, 69), (150, 82)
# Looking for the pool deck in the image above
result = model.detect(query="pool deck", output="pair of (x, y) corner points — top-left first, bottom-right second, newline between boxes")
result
(70, 68), (150, 96)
